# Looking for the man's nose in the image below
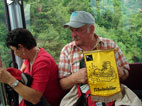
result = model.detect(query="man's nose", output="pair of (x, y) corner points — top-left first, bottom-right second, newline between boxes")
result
(71, 31), (78, 37)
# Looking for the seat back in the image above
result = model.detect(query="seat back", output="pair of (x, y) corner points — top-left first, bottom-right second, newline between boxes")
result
(122, 63), (142, 90)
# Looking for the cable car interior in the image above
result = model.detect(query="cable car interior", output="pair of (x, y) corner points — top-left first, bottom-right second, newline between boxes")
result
(0, 0), (142, 106)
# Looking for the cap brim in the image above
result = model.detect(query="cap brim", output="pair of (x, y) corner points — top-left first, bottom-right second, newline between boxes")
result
(64, 22), (85, 28)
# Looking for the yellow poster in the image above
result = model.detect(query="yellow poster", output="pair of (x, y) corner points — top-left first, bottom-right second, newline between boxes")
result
(83, 49), (121, 101)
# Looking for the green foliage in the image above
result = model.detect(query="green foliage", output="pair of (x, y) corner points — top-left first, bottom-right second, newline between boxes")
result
(24, 0), (92, 63)
(0, 0), (142, 65)
(92, 0), (142, 63)
(0, 2), (11, 67)
(37, 24), (65, 62)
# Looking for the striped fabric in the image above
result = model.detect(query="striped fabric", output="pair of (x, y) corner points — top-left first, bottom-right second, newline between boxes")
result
(58, 35), (130, 78)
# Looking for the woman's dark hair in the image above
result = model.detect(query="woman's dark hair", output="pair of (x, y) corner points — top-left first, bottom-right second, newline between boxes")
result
(5, 28), (37, 50)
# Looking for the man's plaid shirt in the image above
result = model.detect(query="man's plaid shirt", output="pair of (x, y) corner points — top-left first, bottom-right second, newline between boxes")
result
(58, 36), (130, 78)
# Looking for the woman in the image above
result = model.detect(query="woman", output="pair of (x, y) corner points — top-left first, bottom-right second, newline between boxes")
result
(0, 28), (65, 106)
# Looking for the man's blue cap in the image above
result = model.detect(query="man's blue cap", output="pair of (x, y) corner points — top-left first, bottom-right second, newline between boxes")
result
(64, 11), (95, 28)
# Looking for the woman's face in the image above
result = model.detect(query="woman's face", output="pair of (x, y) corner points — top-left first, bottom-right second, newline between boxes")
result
(10, 45), (26, 59)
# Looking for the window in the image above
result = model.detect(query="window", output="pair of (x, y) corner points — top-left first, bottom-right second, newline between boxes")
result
(23, 0), (142, 63)
(0, 1), (10, 67)
(1, 0), (142, 67)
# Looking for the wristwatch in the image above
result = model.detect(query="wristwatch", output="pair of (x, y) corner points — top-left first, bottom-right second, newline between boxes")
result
(12, 80), (19, 88)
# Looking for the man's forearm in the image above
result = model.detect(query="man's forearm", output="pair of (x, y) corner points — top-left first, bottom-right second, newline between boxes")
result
(60, 68), (88, 89)
(59, 73), (78, 90)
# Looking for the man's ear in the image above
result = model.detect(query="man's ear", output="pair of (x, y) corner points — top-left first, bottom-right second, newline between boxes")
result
(90, 25), (95, 34)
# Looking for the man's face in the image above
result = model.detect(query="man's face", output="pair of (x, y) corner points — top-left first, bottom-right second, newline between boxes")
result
(70, 25), (90, 46)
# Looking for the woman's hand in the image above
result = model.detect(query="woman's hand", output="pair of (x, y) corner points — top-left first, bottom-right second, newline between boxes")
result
(0, 67), (13, 84)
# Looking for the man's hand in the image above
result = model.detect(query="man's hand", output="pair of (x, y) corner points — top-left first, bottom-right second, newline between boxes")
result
(117, 66), (129, 80)
(59, 68), (88, 90)
(72, 68), (88, 84)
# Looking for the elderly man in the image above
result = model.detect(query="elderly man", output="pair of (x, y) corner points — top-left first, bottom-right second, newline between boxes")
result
(58, 11), (130, 106)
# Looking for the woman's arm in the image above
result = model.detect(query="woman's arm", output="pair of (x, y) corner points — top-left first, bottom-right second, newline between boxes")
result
(0, 67), (42, 105)
(20, 63), (26, 72)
